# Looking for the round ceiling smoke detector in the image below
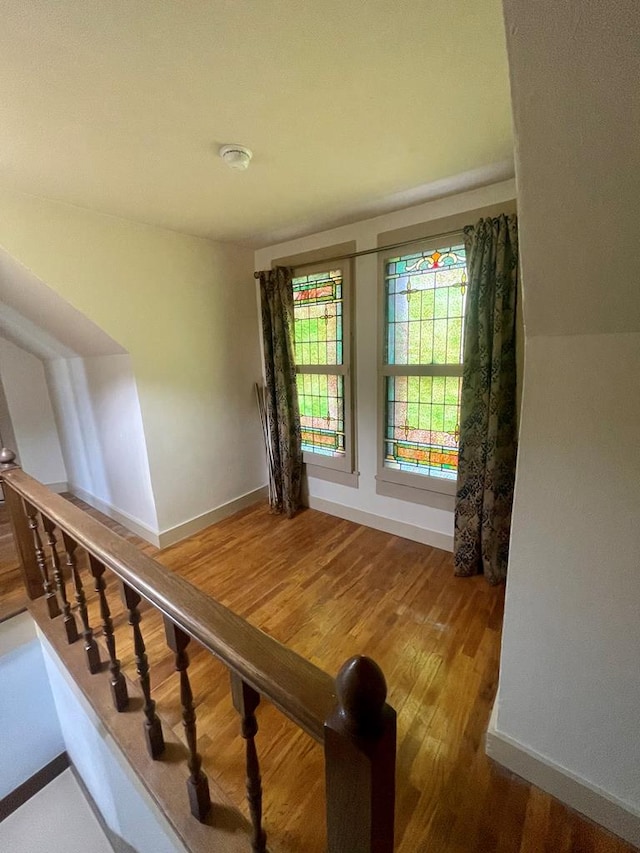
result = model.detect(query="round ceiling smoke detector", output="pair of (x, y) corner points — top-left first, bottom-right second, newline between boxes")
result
(219, 144), (253, 170)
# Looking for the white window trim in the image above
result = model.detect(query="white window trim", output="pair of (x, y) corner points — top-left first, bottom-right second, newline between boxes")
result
(376, 233), (464, 505)
(293, 259), (355, 479)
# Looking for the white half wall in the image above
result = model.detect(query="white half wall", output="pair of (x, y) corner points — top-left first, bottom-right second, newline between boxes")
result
(46, 354), (159, 539)
(0, 366), (18, 459)
(494, 333), (640, 842)
(0, 336), (67, 487)
(255, 179), (517, 550)
(40, 629), (186, 853)
(0, 613), (65, 799)
(494, 0), (640, 844)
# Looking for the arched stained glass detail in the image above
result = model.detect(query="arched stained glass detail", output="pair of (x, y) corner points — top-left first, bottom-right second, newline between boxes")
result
(385, 245), (467, 366)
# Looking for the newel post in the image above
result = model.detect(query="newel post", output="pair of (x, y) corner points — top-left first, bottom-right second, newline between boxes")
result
(324, 656), (396, 853)
(0, 448), (41, 600)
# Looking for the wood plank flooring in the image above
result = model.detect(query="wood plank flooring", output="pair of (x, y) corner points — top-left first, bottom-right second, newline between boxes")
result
(0, 496), (636, 852)
(0, 501), (29, 620)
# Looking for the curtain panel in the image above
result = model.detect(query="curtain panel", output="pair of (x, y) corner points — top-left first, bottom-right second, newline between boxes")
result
(454, 215), (519, 584)
(258, 267), (303, 517)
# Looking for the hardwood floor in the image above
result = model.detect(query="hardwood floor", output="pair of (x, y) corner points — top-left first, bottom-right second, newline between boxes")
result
(0, 501), (29, 620)
(1, 496), (636, 852)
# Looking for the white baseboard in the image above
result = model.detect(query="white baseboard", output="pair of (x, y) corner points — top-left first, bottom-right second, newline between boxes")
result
(486, 712), (640, 847)
(68, 483), (268, 550)
(157, 485), (268, 549)
(306, 496), (454, 552)
(68, 482), (449, 555)
(68, 484), (161, 547)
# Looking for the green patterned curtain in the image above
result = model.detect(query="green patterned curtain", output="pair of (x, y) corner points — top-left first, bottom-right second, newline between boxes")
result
(259, 267), (303, 517)
(454, 215), (519, 584)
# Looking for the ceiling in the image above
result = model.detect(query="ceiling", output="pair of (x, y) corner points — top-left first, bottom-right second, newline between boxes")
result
(0, 1), (514, 247)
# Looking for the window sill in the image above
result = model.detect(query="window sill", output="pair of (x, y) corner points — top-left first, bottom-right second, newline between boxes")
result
(375, 476), (455, 511)
(305, 463), (359, 489)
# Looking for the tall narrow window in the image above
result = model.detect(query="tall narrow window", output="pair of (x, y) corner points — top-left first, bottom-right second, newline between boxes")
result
(380, 239), (467, 496)
(293, 263), (352, 473)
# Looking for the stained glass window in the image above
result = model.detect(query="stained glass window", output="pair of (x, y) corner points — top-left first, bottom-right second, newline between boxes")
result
(296, 374), (345, 456)
(293, 270), (343, 366)
(293, 269), (347, 458)
(385, 375), (461, 478)
(382, 244), (467, 480)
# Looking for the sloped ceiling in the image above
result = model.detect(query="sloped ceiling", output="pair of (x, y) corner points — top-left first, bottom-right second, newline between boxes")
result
(0, 0), (513, 246)
(0, 248), (125, 359)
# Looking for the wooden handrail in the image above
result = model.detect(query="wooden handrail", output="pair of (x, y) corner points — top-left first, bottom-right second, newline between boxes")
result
(1, 454), (396, 851)
(2, 466), (336, 741)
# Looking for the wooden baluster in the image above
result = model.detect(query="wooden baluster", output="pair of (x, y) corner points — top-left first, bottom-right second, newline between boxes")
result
(324, 656), (396, 853)
(23, 499), (60, 619)
(88, 555), (128, 711)
(62, 532), (101, 674)
(230, 672), (267, 853)
(41, 515), (79, 644)
(121, 582), (164, 758)
(164, 618), (211, 821)
(0, 449), (40, 599)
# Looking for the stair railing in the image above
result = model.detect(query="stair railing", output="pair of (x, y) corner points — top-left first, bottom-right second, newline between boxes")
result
(0, 448), (396, 853)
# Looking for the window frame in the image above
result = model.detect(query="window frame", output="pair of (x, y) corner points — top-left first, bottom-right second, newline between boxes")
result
(376, 232), (465, 503)
(292, 259), (355, 477)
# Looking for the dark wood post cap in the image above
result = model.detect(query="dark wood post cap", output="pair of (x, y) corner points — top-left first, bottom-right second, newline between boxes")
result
(335, 655), (387, 737)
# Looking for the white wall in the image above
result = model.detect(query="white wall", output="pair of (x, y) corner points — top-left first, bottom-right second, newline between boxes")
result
(0, 611), (185, 852)
(0, 614), (65, 799)
(492, 0), (640, 842)
(46, 354), (159, 538)
(255, 179), (517, 550)
(0, 336), (67, 486)
(41, 631), (186, 853)
(0, 370), (18, 455)
(0, 190), (266, 539)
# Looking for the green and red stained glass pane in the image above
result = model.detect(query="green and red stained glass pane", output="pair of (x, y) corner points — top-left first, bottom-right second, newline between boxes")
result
(296, 374), (345, 457)
(385, 375), (461, 479)
(293, 270), (343, 366)
(385, 245), (467, 366)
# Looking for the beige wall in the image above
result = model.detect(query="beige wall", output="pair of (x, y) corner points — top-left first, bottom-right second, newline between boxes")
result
(0, 188), (265, 534)
(494, 0), (640, 841)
